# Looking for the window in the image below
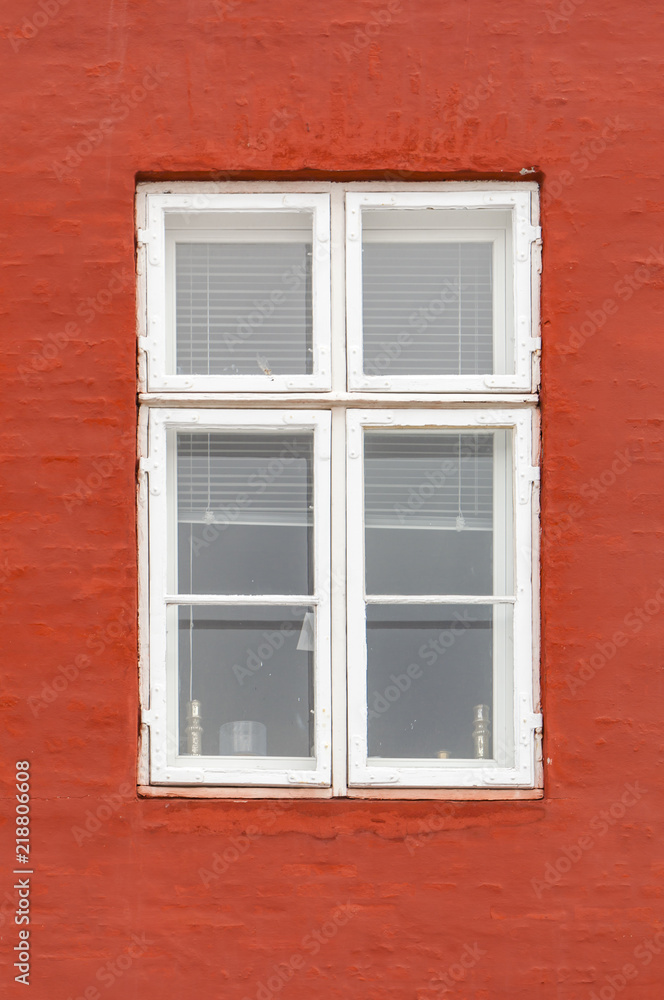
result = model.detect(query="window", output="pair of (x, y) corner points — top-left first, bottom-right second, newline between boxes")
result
(137, 182), (542, 796)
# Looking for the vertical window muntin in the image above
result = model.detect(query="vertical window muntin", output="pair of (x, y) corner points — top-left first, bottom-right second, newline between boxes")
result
(346, 409), (535, 788)
(143, 193), (332, 392)
(148, 408), (332, 786)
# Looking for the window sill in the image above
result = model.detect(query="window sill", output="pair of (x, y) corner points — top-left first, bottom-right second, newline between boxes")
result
(137, 784), (543, 800)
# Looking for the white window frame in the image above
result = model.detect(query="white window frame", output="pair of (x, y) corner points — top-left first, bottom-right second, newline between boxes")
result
(139, 192), (332, 393)
(346, 408), (537, 788)
(346, 190), (540, 393)
(144, 407), (332, 787)
(137, 180), (541, 798)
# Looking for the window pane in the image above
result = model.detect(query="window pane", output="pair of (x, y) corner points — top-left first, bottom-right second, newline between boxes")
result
(178, 605), (315, 758)
(176, 432), (313, 595)
(362, 242), (493, 376)
(175, 241), (312, 375)
(366, 604), (512, 760)
(364, 430), (512, 596)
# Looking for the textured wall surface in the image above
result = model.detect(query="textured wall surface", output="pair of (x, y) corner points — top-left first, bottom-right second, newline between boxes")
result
(2, 1), (664, 997)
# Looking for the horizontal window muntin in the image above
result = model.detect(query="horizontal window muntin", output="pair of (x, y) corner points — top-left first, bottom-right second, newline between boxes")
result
(346, 408), (536, 788)
(146, 409), (331, 786)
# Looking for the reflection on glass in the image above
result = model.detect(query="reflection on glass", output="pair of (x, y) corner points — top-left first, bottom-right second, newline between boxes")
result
(364, 430), (512, 596)
(177, 605), (315, 758)
(176, 241), (313, 375)
(176, 432), (313, 595)
(362, 242), (493, 376)
(366, 604), (511, 760)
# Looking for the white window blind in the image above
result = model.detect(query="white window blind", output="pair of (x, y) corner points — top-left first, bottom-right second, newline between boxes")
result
(362, 242), (493, 376)
(363, 432), (494, 531)
(176, 432), (313, 526)
(175, 242), (313, 376)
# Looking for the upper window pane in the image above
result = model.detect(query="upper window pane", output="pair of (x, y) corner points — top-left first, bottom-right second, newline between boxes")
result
(344, 192), (540, 392)
(168, 211), (313, 377)
(175, 243), (312, 376)
(362, 241), (493, 376)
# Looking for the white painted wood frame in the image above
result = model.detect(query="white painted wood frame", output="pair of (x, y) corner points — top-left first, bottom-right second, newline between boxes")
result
(345, 190), (541, 393)
(143, 407), (332, 786)
(346, 408), (540, 788)
(140, 193), (332, 392)
(136, 180), (541, 797)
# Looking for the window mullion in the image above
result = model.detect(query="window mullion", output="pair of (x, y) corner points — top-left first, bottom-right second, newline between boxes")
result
(330, 407), (348, 795)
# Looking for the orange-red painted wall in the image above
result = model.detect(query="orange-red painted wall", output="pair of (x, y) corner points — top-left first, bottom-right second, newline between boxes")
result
(2, 1), (664, 997)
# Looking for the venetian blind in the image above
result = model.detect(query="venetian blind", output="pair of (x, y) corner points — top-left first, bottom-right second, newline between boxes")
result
(176, 433), (313, 526)
(362, 242), (493, 376)
(175, 242), (313, 376)
(364, 432), (494, 530)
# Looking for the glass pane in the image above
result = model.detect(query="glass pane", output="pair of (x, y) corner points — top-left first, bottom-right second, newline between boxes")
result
(176, 432), (313, 595)
(364, 430), (512, 596)
(362, 242), (493, 376)
(176, 240), (312, 375)
(178, 605), (315, 758)
(366, 604), (512, 760)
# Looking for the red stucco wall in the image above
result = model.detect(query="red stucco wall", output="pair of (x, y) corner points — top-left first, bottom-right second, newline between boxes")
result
(2, 1), (664, 997)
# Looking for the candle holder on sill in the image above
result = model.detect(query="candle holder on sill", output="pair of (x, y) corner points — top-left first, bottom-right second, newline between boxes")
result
(185, 699), (203, 756)
(472, 704), (491, 759)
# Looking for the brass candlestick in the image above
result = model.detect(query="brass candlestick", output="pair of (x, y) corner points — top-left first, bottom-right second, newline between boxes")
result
(185, 699), (203, 755)
(472, 704), (491, 759)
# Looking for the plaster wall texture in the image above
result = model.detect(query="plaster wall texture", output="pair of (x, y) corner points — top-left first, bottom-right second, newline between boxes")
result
(2, 1), (664, 997)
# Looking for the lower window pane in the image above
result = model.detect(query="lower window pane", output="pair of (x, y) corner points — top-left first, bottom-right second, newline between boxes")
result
(177, 605), (315, 758)
(366, 604), (512, 761)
